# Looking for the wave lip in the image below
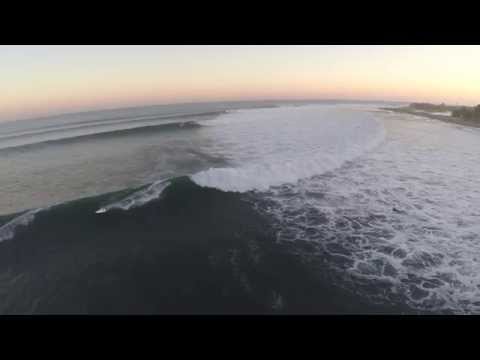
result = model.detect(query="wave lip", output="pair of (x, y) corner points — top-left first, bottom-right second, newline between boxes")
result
(0, 208), (44, 242)
(95, 180), (171, 214)
(191, 105), (386, 192)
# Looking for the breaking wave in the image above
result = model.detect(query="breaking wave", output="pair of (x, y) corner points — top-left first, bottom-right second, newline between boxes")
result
(96, 180), (170, 213)
(191, 105), (385, 192)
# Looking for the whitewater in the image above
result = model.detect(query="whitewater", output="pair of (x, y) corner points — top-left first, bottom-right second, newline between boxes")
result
(180, 104), (480, 313)
(191, 105), (386, 192)
(249, 107), (480, 314)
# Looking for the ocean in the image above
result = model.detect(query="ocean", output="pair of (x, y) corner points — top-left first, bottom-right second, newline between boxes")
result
(1, 100), (479, 314)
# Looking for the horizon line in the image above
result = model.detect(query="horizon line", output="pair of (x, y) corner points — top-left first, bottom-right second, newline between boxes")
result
(0, 97), (410, 124)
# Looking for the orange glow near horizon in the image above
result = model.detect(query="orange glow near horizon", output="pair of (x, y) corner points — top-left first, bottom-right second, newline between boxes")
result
(1, 45), (480, 121)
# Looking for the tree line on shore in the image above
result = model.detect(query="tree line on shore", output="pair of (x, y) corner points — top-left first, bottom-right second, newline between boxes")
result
(451, 105), (480, 121)
(409, 102), (480, 121)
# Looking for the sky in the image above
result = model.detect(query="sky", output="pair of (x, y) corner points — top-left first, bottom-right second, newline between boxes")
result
(1, 45), (480, 122)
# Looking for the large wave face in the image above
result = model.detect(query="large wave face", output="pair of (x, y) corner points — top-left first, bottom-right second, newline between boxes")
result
(0, 178), (391, 314)
(256, 112), (480, 314)
(191, 105), (385, 192)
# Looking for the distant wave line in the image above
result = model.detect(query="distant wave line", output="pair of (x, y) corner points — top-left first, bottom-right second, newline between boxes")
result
(0, 110), (228, 141)
(0, 119), (206, 152)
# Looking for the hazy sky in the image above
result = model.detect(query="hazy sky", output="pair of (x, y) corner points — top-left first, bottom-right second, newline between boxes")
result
(1, 45), (480, 121)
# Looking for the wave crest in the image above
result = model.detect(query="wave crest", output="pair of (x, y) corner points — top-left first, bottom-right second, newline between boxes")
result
(0, 208), (44, 242)
(95, 180), (170, 214)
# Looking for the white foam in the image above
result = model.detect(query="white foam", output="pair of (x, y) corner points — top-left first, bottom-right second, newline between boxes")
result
(429, 111), (452, 116)
(259, 111), (480, 313)
(95, 180), (170, 214)
(191, 105), (386, 192)
(0, 208), (43, 242)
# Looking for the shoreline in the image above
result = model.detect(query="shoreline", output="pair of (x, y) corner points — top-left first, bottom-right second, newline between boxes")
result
(381, 107), (480, 129)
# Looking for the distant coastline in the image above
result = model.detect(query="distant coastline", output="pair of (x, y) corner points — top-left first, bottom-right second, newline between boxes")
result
(382, 103), (480, 128)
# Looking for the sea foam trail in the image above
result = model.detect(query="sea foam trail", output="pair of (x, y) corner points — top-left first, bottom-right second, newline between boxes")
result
(0, 208), (43, 242)
(258, 111), (480, 314)
(191, 105), (386, 192)
(96, 180), (170, 214)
